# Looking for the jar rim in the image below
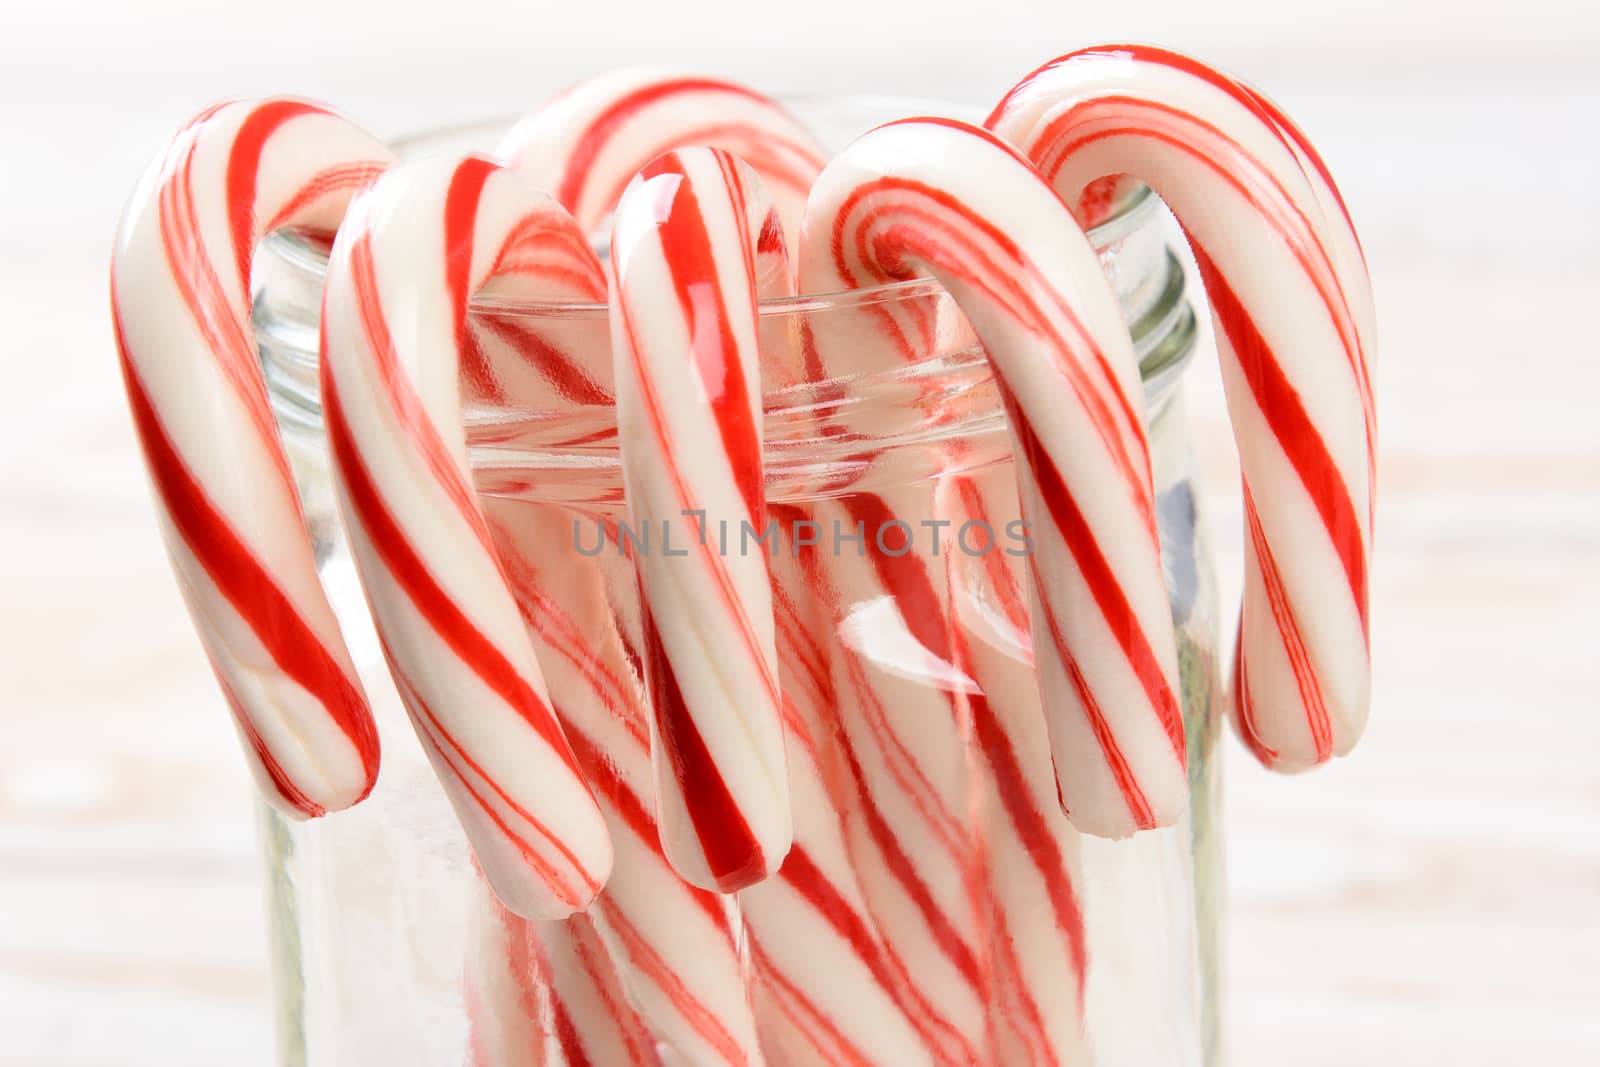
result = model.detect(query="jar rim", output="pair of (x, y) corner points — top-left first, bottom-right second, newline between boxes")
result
(257, 93), (1198, 477)
(268, 96), (1160, 320)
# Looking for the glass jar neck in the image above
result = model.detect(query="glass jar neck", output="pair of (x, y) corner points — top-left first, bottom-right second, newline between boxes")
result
(255, 204), (1195, 513)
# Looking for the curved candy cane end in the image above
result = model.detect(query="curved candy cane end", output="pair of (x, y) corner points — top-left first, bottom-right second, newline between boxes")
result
(610, 146), (794, 893)
(802, 118), (1190, 839)
(320, 155), (616, 919)
(111, 98), (393, 818)
(501, 70), (825, 243)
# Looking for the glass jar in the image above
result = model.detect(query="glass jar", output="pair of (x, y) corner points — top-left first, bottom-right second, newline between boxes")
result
(249, 98), (1222, 1067)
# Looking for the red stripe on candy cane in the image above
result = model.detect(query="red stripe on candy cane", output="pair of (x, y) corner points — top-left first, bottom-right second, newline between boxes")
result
(1029, 563), (1156, 829)
(324, 371), (584, 772)
(829, 168), (1158, 545)
(1007, 399), (1185, 761)
(347, 231), (501, 559)
(749, 935), (875, 1067)
(639, 599), (768, 886)
(223, 100), (318, 295)
(639, 151), (766, 520)
(603, 905), (753, 1066)
(1243, 485), (1333, 762)
(1027, 104), (1375, 460)
(158, 129), (284, 477)
(117, 346), (377, 785)
(501, 70), (827, 252)
(387, 656), (593, 909)
(1193, 244), (1369, 639)
(560, 79), (777, 207)
(554, 78), (823, 219)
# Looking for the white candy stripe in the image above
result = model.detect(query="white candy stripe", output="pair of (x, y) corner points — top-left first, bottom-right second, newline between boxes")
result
(110, 99), (390, 817)
(500, 68), (827, 244)
(608, 147), (793, 892)
(320, 155), (612, 919)
(987, 44), (1375, 770)
(799, 117), (1187, 839)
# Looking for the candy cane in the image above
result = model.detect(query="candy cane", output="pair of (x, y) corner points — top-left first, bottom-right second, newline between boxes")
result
(937, 470), (1092, 1066)
(817, 488), (1002, 1056)
(987, 45), (1375, 770)
(799, 117), (1188, 840)
(614, 179), (944, 1058)
(464, 876), (545, 1065)
(607, 147), (793, 892)
(465, 872), (663, 1067)
(491, 504), (766, 1066)
(770, 470), (1094, 1067)
(499, 69), (827, 244)
(787, 149), (1071, 1060)
(109, 99), (391, 817)
(319, 154), (612, 919)
(731, 537), (940, 1065)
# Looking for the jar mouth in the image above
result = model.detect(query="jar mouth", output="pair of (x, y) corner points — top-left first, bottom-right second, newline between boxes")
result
(272, 195), (1158, 320)
(256, 95), (1197, 504)
(268, 95), (1159, 319)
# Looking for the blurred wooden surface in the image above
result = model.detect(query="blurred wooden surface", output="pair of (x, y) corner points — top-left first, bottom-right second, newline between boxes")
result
(1, 13), (1598, 1066)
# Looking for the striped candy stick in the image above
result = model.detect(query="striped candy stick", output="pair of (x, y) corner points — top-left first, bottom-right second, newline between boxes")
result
(756, 381), (1089, 1061)
(447, 205), (617, 417)
(319, 155), (612, 919)
(607, 147), (793, 892)
(987, 45), (1375, 770)
(731, 526), (939, 1055)
(783, 162), (1050, 1062)
(544, 125), (944, 1047)
(463, 875), (547, 1066)
(465, 871), (663, 1067)
(110, 99), (391, 817)
(471, 72), (824, 411)
(789, 464), (1094, 1066)
(740, 736), (939, 1066)
(799, 118), (1188, 840)
(773, 133), (1075, 1058)
(526, 912), (665, 1067)
(792, 488), (1005, 1065)
(935, 470), (1092, 1066)
(499, 69), (827, 244)
(554, 128), (931, 1050)
(490, 505), (767, 1066)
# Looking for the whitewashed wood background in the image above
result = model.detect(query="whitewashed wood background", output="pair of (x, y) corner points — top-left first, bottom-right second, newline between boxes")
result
(1, 1), (1597, 1063)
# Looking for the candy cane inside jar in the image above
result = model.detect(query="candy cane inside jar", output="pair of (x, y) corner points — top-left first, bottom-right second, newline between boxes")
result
(144, 85), (1231, 1067)
(319, 155), (615, 920)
